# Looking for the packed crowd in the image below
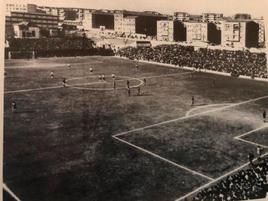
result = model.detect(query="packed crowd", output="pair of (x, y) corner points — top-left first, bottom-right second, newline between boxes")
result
(8, 37), (94, 51)
(117, 45), (267, 78)
(192, 161), (268, 201)
(6, 37), (114, 58)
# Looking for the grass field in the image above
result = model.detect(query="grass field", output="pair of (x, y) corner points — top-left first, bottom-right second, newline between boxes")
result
(4, 56), (268, 201)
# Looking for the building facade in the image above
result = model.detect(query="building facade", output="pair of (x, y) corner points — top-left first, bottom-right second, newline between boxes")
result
(6, 3), (38, 15)
(92, 11), (115, 30)
(37, 6), (59, 17)
(6, 11), (59, 38)
(122, 16), (136, 34)
(157, 20), (174, 41)
(221, 20), (259, 48)
(184, 22), (208, 43)
(254, 19), (265, 47)
(122, 16), (137, 34)
(83, 10), (93, 30)
(13, 22), (40, 38)
(221, 21), (245, 48)
(114, 11), (124, 33)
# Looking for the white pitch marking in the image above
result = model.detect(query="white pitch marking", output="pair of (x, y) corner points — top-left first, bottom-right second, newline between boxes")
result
(236, 137), (268, 149)
(5, 81), (103, 94)
(70, 71), (191, 91)
(113, 124), (268, 201)
(5, 86), (62, 94)
(141, 72), (192, 79)
(3, 183), (21, 201)
(111, 94), (268, 200)
(67, 75), (98, 81)
(113, 95), (268, 137)
(4, 74), (144, 93)
(174, 126), (268, 201)
(174, 151), (268, 201)
(112, 135), (214, 181)
(185, 103), (233, 117)
(4, 69), (192, 94)
(4, 61), (102, 69)
(69, 76), (144, 91)
(5, 64), (67, 69)
(67, 81), (103, 87)
(234, 125), (268, 139)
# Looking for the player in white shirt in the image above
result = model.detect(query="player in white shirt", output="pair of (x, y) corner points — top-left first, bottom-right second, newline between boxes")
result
(50, 71), (54, 79)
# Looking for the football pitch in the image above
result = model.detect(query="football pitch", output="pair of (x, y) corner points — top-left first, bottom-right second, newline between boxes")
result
(4, 56), (268, 201)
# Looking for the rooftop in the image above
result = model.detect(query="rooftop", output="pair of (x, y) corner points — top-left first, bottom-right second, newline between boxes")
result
(124, 16), (138, 19)
(10, 11), (58, 17)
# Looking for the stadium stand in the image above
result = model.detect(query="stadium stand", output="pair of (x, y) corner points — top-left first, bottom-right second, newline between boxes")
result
(191, 160), (268, 201)
(117, 45), (267, 78)
(5, 37), (114, 59)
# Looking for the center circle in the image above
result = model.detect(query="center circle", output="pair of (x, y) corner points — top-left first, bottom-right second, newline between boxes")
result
(66, 75), (144, 91)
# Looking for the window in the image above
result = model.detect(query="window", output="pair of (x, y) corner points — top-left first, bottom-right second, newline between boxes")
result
(32, 31), (35, 37)
(22, 31), (26, 37)
(26, 32), (31, 37)
(233, 24), (239, 30)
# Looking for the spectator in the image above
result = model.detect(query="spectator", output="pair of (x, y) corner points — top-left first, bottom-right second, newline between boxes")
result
(192, 160), (268, 201)
(117, 45), (267, 79)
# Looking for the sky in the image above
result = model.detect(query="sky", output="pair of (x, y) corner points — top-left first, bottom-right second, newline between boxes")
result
(4, 0), (268, 18)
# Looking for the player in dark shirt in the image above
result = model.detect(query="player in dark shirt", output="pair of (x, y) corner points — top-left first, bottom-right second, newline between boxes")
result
(143, 78), (147, 86)
(191, 96), (195, 106)
(137, 87), (141, 96)
(248, 153), (254, 166)
(126, 80), (130, 89)
(62, 78), (67, 87)
(257, 146), (263, 161)
(113, 80), (116, 91)
(263, 110), (266, 122)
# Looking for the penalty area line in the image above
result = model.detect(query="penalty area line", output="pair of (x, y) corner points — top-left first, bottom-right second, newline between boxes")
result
(234, 125), (268, 139)
(112, 135), (214, 181)
(3, 183), (21, 201)
(235, 137), (268, 149)
(174, 151), (268, 201)
(234, 125), (268, 149)
(113, 95), (268, 137)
